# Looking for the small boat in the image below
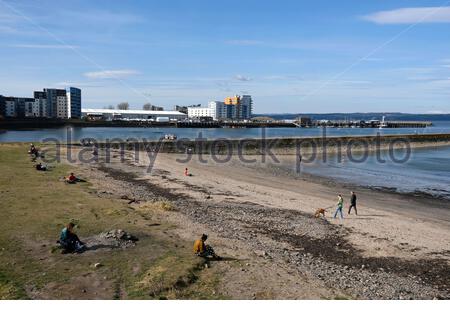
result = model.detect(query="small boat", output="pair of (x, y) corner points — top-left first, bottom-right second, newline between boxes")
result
(379, 116), (388, 129)
(164, 134), (177, 141)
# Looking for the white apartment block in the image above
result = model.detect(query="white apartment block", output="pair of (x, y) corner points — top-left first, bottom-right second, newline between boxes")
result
(208, 101), (227, 120)
(188, 101), (226, 121)
(188, 106), (215, 119)
(56, 95), (68, 119)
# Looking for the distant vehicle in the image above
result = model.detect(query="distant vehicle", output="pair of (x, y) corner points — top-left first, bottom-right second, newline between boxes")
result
(155, 117), (170, 123)
(164, 134), (177, 141)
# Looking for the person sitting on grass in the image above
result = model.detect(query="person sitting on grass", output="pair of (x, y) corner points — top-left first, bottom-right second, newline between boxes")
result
(29, 144), (39, 159)
(29, 144), (37, 155)
(35, 162), (47, 171)
(59, 222), (85, 253)
(65, 172), (78, 184)
(193, 234), (221, 260)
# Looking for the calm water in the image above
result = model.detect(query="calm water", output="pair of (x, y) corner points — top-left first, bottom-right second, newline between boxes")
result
(1, 121), (449, 200)
(1, 121), (450, 142)
(297, 145), (450, 200)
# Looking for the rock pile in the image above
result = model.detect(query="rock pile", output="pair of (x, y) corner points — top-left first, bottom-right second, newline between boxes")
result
(83, 229), (139, 251)
(100, 229), (139, 247)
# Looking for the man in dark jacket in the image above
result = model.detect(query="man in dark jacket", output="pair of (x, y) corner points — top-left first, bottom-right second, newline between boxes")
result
(348, 191), (357, 215)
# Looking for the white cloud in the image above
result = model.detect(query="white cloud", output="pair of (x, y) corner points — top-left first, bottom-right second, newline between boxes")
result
(362, 7), (450, 24)
(9, 44), (79, 49)
(84, 69), (140, 79)
(234, 74), (252, 82)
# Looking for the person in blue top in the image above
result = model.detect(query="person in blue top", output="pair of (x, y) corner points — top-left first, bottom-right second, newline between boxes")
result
(59, 222), (85, 253)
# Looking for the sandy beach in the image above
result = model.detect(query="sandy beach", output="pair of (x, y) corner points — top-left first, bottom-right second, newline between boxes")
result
(65, 144), (450, 299)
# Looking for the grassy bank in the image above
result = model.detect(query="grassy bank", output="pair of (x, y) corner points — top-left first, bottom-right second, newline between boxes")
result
(0, 143), (221, 299)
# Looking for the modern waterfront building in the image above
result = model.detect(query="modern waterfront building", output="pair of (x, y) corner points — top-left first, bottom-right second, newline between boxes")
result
(24, 99), (40, 117)
(224, 95), (252, 120)
(33, 91), (48, 118)
(82, 108), (188, 121)
(240, 95), (253, 119)
(44, 88), (67, 118)
(0, 87), (82, 119)
(187, 95), (252, 121)
(188, 105), (216, 120)
(208, 101), (226, 120)
(56, 95), (68, 119)
(3, 97), (18, 117)
(66, 87), (82, 119)
(0, 96), (38, 118)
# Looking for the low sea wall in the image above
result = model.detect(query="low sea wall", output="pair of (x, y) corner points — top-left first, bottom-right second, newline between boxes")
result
(64, 133), (450, 155)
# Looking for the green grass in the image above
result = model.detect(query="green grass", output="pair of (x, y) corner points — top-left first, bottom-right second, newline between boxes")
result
(0, 143), (222, 299)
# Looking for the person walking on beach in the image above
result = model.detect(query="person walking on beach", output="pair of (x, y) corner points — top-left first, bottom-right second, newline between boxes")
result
(348, 191), (357, 215)
(334, 194), (344, 219)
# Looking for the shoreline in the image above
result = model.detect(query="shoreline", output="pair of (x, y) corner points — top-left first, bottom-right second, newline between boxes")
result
(266, 163), (450, 223)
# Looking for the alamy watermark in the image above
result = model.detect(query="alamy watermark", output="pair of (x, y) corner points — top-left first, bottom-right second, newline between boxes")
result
(38, 127), (411, 174)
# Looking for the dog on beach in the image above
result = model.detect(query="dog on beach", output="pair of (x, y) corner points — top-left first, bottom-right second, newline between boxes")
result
(314, 208), (327, 218)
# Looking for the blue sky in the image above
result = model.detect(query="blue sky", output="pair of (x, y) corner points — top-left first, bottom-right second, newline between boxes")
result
(1, 0), (449, 113)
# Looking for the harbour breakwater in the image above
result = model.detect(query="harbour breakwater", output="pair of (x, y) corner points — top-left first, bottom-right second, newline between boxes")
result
(0, 119), (432, 129)
(63, 133), (450, 156)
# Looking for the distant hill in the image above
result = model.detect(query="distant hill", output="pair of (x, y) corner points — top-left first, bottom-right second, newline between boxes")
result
(253, 113), (450, 121)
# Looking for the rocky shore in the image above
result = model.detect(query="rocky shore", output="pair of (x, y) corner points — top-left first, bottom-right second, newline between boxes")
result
(73, 154), (450, 299)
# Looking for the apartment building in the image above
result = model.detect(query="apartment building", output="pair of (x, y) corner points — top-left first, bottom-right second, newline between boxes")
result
(0, 87), (81, 119)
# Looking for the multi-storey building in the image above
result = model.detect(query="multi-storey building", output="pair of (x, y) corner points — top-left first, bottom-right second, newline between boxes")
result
(208, 101), (226, 120)
(223, 95), (253, 120)
(188, 105), (215, 119)
(66, 87), (82, 119)
(33, 91), (48, 118)
(0, 96), (38, 118)
(240, 95), (253, 119)
(0, 87), (83, 119)
(24, 99), (40, 117)
(187, 95), (253, 121)
(44, 88), (67, 118)
(56, 95), (68, 119)
(4, 98), (17, 117)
